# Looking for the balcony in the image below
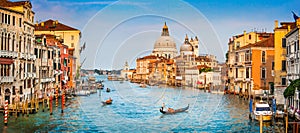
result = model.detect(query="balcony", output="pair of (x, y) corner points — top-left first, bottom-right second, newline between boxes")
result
(235, 62), (244, 67)
(18, 53), (25, 59)
(245, 78), (252, 82)
(24, 73), (27, 79)
(32, 54), (36, 60)
(1, 76), (14, 83)
(41, 77), (56, 83)
(32, 73), (37, 78)
(6, 51), (18, 58)
(0, 50), (8, 57)
(245, 61), (252, 65)
(234, 77), (244, 82)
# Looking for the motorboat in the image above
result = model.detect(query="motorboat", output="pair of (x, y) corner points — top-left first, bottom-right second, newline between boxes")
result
(73, 90), (90, 96)
(139, 83), (147, 88)
(254, 100), (273, 121)
(288, 106), (296, 117)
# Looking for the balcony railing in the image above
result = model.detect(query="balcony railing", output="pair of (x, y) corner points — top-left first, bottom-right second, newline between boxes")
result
(32, 73), (37, 78)
(41, 77), (55, 83)
(0, 50), (18, 58)
(234, 77), (244, 82)
(1, 76), (14, 83)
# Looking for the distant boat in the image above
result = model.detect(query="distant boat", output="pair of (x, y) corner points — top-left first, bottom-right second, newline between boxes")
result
(139, 83), (147, 88)
(73, 90), (90, 96)
(102, 98), (113, 105)
(159, 104), (189, 114)
(106, 88), (111, 92)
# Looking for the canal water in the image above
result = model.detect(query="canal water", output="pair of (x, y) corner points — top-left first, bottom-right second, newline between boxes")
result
(1, 75), (283, 132)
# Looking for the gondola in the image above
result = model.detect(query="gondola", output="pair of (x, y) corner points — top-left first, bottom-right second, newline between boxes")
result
(102, 99), (113, 105)
(159, 104), (189, 114)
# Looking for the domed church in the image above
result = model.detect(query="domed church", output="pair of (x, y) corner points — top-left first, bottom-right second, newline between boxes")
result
(180, 34), (194, 56)
(151, 22), (178, 59)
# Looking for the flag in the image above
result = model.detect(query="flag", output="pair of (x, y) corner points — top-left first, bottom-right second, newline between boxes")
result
(83, 42), (86, 50)
(79, 42), (86, 54)
(292, 11), (299, 21)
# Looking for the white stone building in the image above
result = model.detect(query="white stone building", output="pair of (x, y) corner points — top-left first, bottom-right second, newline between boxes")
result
(174, 35), (197, 86)
(0, 0), (36, 105)
(198, 71), (221, 90)
(286, 18), (300, 82)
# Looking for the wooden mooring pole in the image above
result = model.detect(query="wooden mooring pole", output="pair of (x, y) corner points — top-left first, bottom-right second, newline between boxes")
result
(260, 114), (263, 133)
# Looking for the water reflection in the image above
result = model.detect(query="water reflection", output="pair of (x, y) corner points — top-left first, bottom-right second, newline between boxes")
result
(0, 76), (284, 132)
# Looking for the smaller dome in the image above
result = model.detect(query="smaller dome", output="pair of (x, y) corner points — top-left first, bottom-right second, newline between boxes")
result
(180, 43), (193, 52)
(180, 34), (194, 52)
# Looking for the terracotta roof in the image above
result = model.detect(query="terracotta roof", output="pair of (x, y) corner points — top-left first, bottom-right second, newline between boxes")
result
(197, 65), (209, 70)
(0, 0), (31, 8)
(35, 19), (79, 31)
(229, 32), (273, 44)
(137, 55), (157, 60)
(238, 35), (274, 50)
(195, 56), (211, 62)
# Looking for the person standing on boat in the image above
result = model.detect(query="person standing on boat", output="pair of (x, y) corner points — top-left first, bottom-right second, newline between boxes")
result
(272, 96), (276, 114)
(161, 103), (165, 111)
(249, 96), (253, 119)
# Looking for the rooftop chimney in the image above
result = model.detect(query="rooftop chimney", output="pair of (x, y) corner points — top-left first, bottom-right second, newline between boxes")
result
(274, 20), (278, 29)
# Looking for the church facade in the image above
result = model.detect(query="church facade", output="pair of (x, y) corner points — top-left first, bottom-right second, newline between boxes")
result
(132, 22), (219, 87)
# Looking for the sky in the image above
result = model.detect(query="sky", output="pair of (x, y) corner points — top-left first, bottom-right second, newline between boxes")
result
(26, 0), (300, 70)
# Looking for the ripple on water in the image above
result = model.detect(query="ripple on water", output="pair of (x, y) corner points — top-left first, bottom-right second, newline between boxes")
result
(0, 77), (279, 132)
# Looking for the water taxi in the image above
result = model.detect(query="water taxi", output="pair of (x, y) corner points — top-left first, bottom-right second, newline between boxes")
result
(254, 100), (273, 121)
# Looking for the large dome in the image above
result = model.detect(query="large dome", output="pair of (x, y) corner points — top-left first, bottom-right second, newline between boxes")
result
(153, 36), (176, 49)
(152, 22), (178, 59)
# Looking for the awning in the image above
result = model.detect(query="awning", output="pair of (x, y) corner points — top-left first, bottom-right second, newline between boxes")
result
(0, 58), (14, 64)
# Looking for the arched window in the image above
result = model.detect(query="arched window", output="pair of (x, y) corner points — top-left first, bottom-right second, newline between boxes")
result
(262, 51), (266, 63)
(23, 36), (26, 53)
(7, 34), (10, 51)
(12, 35), (15, 51)
(4, 33), (7, 51)
(19, 36), (22, 52)
(1, 32), (3, 50)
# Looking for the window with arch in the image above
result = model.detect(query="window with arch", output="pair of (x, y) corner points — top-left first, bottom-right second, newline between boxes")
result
(12, 35), (15, 51)
(19, 36), (22, 52)
(261, 67), (266, 79)
(7, 34), (10, 51)
(262, 51), (266, 63)
(1, 32), (3, 50)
